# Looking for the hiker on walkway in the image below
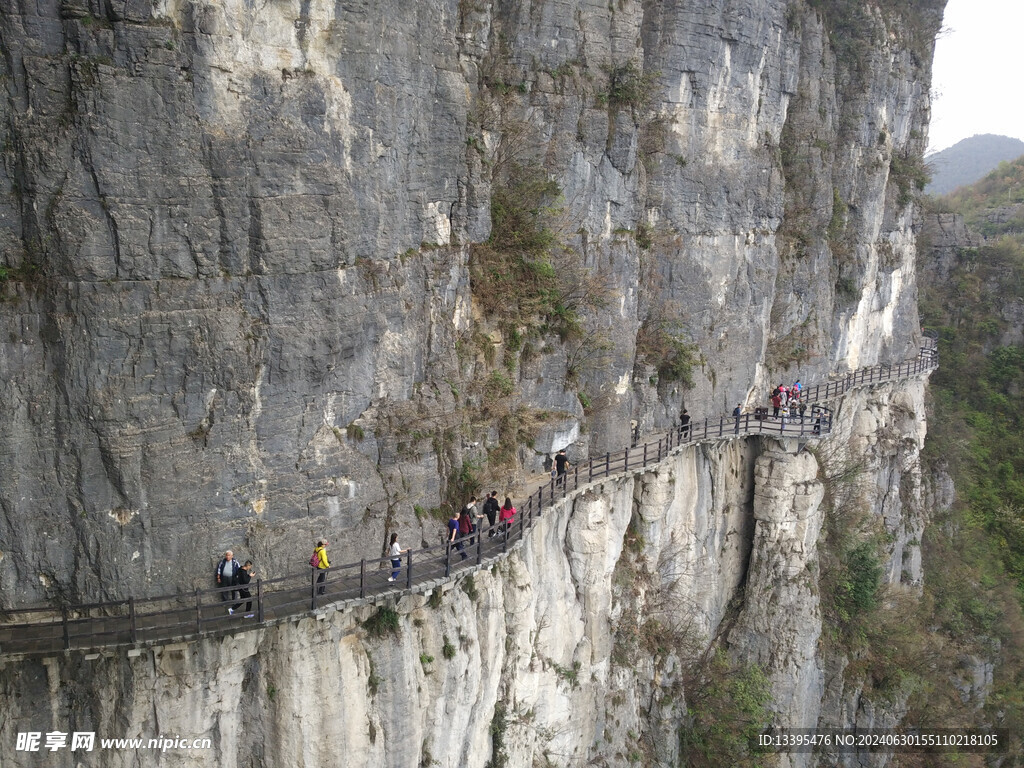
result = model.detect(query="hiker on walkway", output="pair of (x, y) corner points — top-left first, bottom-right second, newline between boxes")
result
(231, 561), (255, 617)
(500, 497), (517, 532)
(555, 449), (569, 482)
(733, 404), (742, 434)
(465, 496), (483, 544)
(459, 501), (476, 547)
(216, 550), (240, 604)
(388, 533), (409, 582)
(679, 408), (691, 439)
(312, 540), (330, 595)
(771, 391), (782, 418)
(448, 510), (467, 560)
(793, 379), (802, 396)
(482, 491), (500, 538)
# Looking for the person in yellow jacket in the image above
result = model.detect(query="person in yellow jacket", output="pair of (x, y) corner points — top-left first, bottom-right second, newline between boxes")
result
(313, 540), (330, 595)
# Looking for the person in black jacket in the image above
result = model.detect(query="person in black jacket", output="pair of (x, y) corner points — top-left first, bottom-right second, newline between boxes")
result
(231, 561), (255, 617)
(482, 491), (500, 538)
(216, 551), (239, 606)
(555, 449), (569, 482)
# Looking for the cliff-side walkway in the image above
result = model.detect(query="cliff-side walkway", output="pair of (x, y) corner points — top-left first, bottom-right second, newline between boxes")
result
(0, 336), (938, 659)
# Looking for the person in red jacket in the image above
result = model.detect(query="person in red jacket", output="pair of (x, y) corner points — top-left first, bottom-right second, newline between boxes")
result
(499, 497), (516, 532)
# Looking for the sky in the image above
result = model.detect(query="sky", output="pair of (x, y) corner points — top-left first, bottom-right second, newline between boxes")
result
(927, 0), (1024, 153)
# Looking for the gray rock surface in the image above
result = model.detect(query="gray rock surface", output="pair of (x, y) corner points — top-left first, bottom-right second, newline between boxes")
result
(0, 0), (949, 761)
(0, 0), (942, 606)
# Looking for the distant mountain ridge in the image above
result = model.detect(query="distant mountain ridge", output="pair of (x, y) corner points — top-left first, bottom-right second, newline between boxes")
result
(925, 134), (1024, 196)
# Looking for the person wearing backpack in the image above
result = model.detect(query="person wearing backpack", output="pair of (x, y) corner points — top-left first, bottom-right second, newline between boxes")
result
(448, 510), (467, 561)
(311, 540), (330, 595)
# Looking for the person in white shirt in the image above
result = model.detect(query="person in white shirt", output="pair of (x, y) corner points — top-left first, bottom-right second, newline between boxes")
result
(388, 533), (409, 582)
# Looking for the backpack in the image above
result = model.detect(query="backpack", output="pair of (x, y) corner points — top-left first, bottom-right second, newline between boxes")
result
(459, 513), (472, 534)
(310, 549), (320, 568)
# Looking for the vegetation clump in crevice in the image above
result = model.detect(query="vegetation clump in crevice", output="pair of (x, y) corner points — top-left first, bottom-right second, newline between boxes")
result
(469, 163), (583, 342)
(362, 606), (401, 638)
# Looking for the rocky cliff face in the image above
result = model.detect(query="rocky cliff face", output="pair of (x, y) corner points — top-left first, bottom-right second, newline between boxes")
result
(0, 0), (942, 605)
(1, 0), (947, 763)
(0, 375), (933, 767)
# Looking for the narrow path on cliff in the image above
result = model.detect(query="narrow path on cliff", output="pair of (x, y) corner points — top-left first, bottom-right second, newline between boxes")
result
(0, 336), (938, 659)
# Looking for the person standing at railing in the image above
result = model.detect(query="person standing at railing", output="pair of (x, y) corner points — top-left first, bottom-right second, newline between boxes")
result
(312, 540), (330, 595)
(770, 391), (781, 418)
(231, 561), (255, 617)
(733, 404), (742, 434)
(448, 510), (468, 560)
(500, 497), (517, 532)
(216, 550), (239, 605)
(388, 533), (409, 582)
(680, 409), (691, 439)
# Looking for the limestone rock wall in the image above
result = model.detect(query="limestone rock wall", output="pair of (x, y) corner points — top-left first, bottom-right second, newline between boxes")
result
(0, 0), (943, 604)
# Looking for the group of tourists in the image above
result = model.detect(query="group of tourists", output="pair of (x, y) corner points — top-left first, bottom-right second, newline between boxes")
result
(446, 492), (518, 562)
(765, 380), (804, 418)
(297, 490), (523, 592)
(214, 550), (256, 617)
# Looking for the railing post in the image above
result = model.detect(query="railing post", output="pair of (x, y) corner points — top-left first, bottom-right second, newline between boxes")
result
(503, 519), (509, 553)
(538, 485), (543, 517)
(360, 559), (366, 599)
(407, 549), (413, 589)
(588, 459), (593, 482)
(643, 441), (647, 465)
(477, 526), (483, 564)
(518, 515), (524, 544)
(62, 607), (70, 651)
(195, 588), (202, 635)
(310, 569), (317, 611)
(625, 446), (629, 470)
(605, 452), (611, 477)
(129, 596), (137, 644)
(256, 579), (264, 623)
(574, 465), (578, 491)
(445, 542), (452, 578)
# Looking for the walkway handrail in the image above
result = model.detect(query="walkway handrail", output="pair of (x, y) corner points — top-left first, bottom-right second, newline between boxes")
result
(0, 340), (938, 658)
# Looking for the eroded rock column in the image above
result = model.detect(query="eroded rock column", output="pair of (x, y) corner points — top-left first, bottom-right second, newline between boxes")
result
(729, 442), (825, 767)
